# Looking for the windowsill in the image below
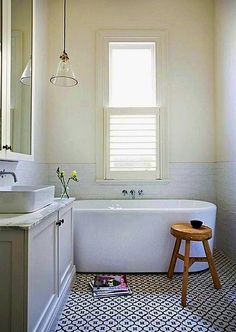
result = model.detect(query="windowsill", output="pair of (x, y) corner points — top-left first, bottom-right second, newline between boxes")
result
(96, 179), (170, 185)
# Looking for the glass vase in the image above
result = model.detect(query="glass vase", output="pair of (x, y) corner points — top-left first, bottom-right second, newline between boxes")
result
(60, 185), (70, 199)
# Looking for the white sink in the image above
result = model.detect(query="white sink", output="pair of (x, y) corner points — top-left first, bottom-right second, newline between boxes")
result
(0, 185), (55, 213)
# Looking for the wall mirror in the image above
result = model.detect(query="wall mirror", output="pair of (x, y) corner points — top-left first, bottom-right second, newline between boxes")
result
(10, 0), (32, 155)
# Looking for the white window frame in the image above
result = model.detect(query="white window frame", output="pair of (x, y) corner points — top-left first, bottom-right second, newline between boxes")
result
(96, 30), (168, 182)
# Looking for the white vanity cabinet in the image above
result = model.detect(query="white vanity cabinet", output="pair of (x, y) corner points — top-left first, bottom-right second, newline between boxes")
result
(0, 200), (75, 332)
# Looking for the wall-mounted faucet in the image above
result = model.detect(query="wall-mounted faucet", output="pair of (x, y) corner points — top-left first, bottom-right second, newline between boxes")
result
(129, 190), (136, 199)
(0, 170), (18, 183)
(122, 189), (128, 197)
(122, 189), (143, 199)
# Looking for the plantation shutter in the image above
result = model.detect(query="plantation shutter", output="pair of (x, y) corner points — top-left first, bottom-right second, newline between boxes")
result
(105, 108), (160, 180)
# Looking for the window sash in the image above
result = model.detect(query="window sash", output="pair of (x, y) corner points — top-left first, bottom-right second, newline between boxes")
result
(109, 42), (157, 107)
(104, 107), (160, 180)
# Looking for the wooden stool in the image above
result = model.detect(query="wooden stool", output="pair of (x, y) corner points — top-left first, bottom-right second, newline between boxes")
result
(167, 223), (221, 306)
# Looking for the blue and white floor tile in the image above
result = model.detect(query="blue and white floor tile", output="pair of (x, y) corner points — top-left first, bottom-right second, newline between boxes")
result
(55, 250), (236, 332)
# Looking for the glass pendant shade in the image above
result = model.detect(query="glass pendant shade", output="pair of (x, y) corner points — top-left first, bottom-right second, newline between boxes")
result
(20, 58), (31, 85)
(50, 0), (78, 87)
(50, 51), (78, 87)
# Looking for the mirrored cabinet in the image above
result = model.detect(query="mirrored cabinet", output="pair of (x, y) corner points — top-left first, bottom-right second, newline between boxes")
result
(0, 0), (33, 160)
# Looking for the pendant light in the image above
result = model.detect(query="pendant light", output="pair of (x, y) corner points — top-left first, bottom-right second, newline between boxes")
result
(50, 0), (78, 87)
(20, 58), (31, 85)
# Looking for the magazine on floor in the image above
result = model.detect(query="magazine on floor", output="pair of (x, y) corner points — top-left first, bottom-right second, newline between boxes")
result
(89, 274), (132, 298)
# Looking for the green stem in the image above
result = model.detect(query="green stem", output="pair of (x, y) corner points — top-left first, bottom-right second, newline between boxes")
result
(60, 176), (70, 199)
(66, 178), (71, 188)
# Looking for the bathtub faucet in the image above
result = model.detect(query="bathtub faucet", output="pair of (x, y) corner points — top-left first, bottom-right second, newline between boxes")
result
(122, 189), (128, 197)
(129, 190), (136, 199)
(138, 190), (144, 197)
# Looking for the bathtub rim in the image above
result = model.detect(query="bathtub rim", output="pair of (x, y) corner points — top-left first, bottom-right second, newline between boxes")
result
(73, 199), (216, 213)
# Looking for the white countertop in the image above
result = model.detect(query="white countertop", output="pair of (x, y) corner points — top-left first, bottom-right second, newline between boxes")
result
(0, 198), (75, 230)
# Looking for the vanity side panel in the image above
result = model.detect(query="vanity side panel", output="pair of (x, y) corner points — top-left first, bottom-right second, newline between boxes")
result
(0, 229), (26, 332)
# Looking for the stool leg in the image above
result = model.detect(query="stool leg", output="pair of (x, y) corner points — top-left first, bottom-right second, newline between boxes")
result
(182, 240), (190, 307)
(202, 240), (221, 289)
(168, 238), (181, 279)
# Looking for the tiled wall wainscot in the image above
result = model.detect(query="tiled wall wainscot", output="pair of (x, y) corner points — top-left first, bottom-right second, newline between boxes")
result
(48, 162), (216, 202)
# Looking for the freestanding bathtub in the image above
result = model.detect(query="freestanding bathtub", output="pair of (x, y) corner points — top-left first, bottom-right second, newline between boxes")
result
(73, 200), (217, 273)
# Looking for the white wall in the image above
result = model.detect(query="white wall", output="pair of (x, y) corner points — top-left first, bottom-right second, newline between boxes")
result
(215, 0), (236, 261)
(45, 0), (216, 201)
(47, 0), (215, 164)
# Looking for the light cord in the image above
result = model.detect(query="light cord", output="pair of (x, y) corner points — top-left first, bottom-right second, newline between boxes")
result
(63, 0), (66, 52)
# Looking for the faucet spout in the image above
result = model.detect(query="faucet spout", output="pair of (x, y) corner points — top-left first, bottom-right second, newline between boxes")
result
(129, 190), (136, 199)
(0, 171), (18, 183)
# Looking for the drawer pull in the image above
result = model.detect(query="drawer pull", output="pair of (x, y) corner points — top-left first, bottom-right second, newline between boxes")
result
(56, 221), (62, 226)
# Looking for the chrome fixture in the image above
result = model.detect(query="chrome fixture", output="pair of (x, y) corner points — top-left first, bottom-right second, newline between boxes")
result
(138, 190), (144, 197)
(2, 144), (12, 151)
(129, 189), (136, 199)
(0, 170), (18, 182)
(50, 0), (78, 87)
(122, 189), (128, 196)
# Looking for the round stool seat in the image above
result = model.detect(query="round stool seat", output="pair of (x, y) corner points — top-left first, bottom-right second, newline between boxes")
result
(171, 223), (212, 241)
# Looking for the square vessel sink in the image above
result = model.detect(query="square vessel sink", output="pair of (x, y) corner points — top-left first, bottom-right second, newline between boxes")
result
(0, 185), (55, 213)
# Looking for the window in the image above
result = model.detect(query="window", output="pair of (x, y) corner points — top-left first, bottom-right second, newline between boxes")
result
(109, 42), (156, 107)
(96, 31), (168, 181)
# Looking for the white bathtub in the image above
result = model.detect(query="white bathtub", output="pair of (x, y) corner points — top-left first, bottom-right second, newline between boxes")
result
(73, 200), (216, 273)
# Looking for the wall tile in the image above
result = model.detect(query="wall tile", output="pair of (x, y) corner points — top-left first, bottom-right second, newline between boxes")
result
(216, 162), (236, 262)
(48, 162), (216, 201)
(0, 161), (48, 186)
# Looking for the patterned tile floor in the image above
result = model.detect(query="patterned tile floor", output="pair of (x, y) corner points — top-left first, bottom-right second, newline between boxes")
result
(55, 250), (236, 332)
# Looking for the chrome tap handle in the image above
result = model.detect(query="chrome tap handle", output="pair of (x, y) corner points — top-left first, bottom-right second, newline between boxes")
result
(2, 145), (12, 151)
(138, 190), (144, 197)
